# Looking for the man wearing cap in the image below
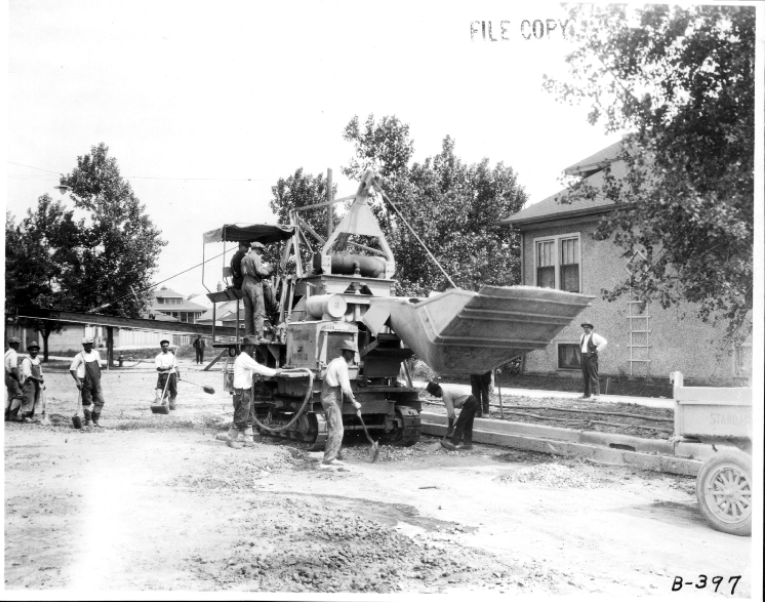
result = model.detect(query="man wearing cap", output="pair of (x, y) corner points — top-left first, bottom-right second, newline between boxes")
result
(579, 322), (607, 400)
(192, 334), (206, 365)
(218, 334), (282, 449)
(425, 381), (479, 451)
(70, 337), (105, 427)
(320, 340), (362, 466)
(241, 241), (272, 342)
(155, 339), (180, 410)
(19, 341), (44, 421)
(5, 337), (23, 421)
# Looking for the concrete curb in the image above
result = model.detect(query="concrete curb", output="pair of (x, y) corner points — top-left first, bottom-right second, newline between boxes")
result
(420, 412), (705, 477)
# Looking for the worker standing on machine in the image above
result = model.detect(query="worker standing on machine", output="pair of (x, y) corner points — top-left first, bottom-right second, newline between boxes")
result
(219, 335), (282, 449)
(321, 341), (362, 467)
(241, 241), (271, 342)
(426, 381), (479, 451)
(155, 339), (181, 410)
(70, 337), (105, 427)
(230, 241), (249, 290)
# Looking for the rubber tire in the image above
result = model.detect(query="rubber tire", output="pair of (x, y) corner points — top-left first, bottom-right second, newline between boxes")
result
(696, 450), (752, 537)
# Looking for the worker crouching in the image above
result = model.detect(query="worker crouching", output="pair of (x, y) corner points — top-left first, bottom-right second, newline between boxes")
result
(221, 335), (282, 449)
(426, 381), (478, 451)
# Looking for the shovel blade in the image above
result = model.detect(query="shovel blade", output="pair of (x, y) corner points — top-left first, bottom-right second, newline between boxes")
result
(72, 415), (82, 429)
(150, 405), (170, 415)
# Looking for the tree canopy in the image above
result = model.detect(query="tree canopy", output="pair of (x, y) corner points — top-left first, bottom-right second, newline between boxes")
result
(59, 143), (167, 317)
(341, 116), (528, 295)
(543, 4), (755, 340)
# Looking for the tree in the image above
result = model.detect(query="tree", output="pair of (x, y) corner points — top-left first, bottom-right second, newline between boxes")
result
(343, 116), (528, 295)
(59, 143), (167, 317)
(5, 198), (82, 360)
(543, 5), (755, 341)
(268, 168), (336, 270)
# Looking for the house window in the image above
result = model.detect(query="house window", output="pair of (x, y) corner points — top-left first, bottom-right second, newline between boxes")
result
(534, 234), (581, 293)
(558, 343), (581, 370)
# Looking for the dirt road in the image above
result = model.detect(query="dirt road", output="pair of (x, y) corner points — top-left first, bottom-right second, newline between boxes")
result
(4, 366), (753, 595)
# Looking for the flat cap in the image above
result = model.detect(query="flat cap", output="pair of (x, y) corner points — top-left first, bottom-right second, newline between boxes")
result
(82, 336), (94, 344)
(250, 241), (265, 250)
(339, 340), (357, 353)
(8, 336), (21, 344)
(27, 340), (40, 350)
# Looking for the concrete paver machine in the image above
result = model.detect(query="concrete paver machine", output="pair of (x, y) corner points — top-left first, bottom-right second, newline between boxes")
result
(203, 170), (593, 450)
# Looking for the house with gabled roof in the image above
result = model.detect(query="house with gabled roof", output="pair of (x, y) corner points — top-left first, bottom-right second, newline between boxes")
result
(500, 142), (750, 382)
(149, 287), (207, 324)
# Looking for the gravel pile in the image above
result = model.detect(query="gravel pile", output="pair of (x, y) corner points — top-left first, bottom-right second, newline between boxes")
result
(341, 441), (446, 463)
(496, 463), (604, 489)
(190, 500), (507, 593)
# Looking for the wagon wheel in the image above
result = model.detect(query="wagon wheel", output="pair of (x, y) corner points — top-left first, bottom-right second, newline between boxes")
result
(696, 451), (752, 536)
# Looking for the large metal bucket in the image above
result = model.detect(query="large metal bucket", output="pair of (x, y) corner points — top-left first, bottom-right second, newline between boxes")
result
(365, 285), (593, 374)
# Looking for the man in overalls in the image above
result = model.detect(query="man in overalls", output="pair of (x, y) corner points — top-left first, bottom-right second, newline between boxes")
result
(69, 337), (105, 427)
(320, 340), (361, 467)
(19, 340), (44, 421)
(241, 241), (272, 342)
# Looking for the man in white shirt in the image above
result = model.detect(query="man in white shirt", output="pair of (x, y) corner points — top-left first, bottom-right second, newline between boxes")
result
(426, 381), (479, 451)
(70, 337), (106, 427)
(5, 336), (23, 421)
(19, 340), (44, 421)
(155, 339), (181, 410)
(579, 321), (607, 400)
(320, 340), (361, 466)
(219, 335), (282, 449)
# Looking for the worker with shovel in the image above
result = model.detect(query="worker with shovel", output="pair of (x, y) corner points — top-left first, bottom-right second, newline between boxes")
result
(70, 337), (106, 427)
(5, 336), (23, 421)
(426, 381), (479, 451)
(218, 335), (282, 449)
(18, 340), (44, 422)
(320, 340), (362, 468)
(155, 340), (180, 410)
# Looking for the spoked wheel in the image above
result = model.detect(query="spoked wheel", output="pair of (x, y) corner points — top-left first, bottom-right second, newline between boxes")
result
(696, 451), (752, 536)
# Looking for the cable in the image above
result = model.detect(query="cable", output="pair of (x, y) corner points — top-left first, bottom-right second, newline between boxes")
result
(375, 187), (457, 289)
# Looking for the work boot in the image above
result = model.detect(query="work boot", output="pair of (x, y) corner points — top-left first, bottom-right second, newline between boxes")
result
(483, 404), (490, 416)
(456, 443), (474, 451)
(91, 410), (102, 428)
(216, 426), (239, 443)
(440, 440), (457, 451)
(169, 399), (177, 411)
(241, 438), (257, 448)
(226, 440), (243, 449)
(83, 409), (92, 427)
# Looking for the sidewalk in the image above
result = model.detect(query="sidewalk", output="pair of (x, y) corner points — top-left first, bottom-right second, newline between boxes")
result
(412, 379), (674, 410)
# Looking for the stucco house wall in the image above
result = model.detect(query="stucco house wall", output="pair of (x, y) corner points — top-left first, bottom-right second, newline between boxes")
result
(519, 218), (737, 380)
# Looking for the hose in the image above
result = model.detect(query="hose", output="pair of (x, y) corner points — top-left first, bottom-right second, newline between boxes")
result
(250, 368), (315, 434)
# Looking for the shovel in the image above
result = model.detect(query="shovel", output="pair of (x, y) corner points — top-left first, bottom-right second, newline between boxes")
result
(181, 378), (215, 395)
(150, 371), (172, 415)
(428, 417), (455, 452)
(355, 409), (380, 463)
(72, 391), (83, 429)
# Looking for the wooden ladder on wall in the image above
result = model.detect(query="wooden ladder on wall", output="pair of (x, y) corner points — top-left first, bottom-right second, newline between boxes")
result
(627, 294), (651, 378)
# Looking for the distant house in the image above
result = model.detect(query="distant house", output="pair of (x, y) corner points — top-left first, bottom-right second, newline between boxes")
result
(149, 287), (207, 324)
(500, 142), (750, 382)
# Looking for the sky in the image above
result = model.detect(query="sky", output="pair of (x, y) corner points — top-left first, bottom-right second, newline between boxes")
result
(6, 1), (627, 298)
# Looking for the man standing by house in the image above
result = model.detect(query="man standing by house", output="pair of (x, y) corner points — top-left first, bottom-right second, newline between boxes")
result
(5, 336), (23, 421)
(70, 337), (106, 427)
(426, 381), (479, 451)
(579, 321), (607, 401)
(155, 339), (181, 410)
(192, 335), (206, 365)
(230, 241), (249, 290)
(218, 335), (282, 449)
(321, 341), (361, 467)
(241, 241), (272, 342)
(19, 340), (44, 422)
